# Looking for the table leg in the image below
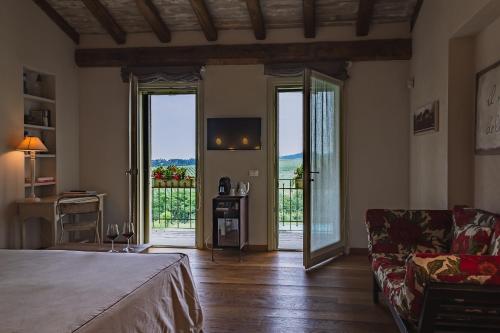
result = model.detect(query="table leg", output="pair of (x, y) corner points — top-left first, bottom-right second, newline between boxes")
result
(21, 220), (26, 249)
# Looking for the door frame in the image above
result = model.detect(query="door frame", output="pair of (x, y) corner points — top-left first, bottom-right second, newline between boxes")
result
(266, 76), (303, 251)
(138, 82), (205, 249)
(303, 69), (347, 269)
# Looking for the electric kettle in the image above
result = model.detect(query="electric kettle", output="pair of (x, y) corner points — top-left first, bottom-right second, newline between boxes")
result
(238, 182), (250, 196)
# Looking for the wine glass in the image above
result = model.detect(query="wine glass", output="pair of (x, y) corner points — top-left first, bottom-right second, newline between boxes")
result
(122, 221), (135, 253)
(106, 224), (119, 253)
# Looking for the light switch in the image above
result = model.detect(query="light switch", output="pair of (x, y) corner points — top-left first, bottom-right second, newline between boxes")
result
(249, 169), (259, 177)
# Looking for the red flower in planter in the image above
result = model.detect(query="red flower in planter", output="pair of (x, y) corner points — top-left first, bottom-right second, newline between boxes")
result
(388, 218), (421, 247)
(478, 262), (498, 275)
(172, 174), (181, 181)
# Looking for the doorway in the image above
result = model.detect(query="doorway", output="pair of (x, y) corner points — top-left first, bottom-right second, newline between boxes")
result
(277, 87), (303, 251)
(268, 71), (345, 268)
(142, 88), (200, 247)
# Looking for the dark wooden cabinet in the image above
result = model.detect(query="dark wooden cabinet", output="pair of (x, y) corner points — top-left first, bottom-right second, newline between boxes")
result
(212, 195), (248, 260)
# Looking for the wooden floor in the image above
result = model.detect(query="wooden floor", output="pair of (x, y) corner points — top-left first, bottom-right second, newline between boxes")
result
(148, 248), (398, 333)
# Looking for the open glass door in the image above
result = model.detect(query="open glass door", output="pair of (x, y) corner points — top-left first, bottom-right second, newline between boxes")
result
(303, 69), (345, 269)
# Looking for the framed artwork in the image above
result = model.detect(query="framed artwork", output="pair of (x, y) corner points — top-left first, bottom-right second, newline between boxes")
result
(476, 60), (500, 154)
(414, 101), (439, 134)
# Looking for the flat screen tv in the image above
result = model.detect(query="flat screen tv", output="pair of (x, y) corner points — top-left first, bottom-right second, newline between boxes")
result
(207, 117), (261, 150)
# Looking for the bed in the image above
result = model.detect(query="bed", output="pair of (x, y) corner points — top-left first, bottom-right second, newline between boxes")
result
(0, 250), (203, 333)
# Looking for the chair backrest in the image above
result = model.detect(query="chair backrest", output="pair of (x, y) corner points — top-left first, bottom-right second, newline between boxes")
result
(57, 195), (100, 216)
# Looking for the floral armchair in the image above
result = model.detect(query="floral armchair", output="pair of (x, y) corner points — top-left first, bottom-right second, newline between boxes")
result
(366, 208), (500, 332)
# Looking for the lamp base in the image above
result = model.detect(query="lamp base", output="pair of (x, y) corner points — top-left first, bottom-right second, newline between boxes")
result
(24, 197), (41, 202)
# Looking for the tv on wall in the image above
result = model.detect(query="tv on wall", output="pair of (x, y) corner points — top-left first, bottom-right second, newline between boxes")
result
(207, 117), (261, 150)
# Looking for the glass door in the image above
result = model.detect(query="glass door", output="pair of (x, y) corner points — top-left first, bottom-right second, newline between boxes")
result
(303, 69), (345, 269)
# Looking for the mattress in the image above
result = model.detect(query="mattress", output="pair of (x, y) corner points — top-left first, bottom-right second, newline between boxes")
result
(0, 250), (203, 333)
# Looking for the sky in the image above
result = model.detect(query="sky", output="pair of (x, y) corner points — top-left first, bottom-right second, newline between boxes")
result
(151, 91), (303, 160)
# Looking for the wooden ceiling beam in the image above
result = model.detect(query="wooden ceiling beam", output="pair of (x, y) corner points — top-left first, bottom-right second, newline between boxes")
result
(134, 0), (171, 43)
(32, 0), (80, 44)
(81, 0), (126, 44)
(303, 0), (315, 38)
(356, 0), (375, 36)
(245, 0), (266, 40)
(189, 0), (217, 41)
(410, 0), (424, 31)
(75, 39), (412, 67)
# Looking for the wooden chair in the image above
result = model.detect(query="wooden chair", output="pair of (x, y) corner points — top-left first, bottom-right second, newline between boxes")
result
(57, 195), (101, 244)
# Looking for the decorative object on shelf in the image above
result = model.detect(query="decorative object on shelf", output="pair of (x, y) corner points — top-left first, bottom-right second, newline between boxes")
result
(476, 59), (500, 154)
(293, 164), (303, 189)
(27, 109), (51, 127)
(218, 177), (231, 195)
(413, 101), (439, 134)
(151, 165), (194, 188)
(237, 181), (250, 196)
(33, 74), (43, 97)
(16, 136), (48, 201)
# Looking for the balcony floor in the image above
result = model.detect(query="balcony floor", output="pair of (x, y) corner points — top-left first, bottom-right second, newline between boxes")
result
(150, 228), (303, 250)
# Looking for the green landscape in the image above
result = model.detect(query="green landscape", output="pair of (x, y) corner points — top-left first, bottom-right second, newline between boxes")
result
(151, 154), (303, 229)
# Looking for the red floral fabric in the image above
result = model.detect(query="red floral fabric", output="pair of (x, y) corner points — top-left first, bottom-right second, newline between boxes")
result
(451, 207), (500, 255)
(365, 209), (453, 258)
(403, 254), (500, 322)
(490, 222), (500, 255)
(367, 208), (500, 323)
(451, 224), (493, 255)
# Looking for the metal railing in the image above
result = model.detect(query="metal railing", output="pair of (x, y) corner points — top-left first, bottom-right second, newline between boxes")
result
(278, 179), (303, 231)
(152, 181), (196, 229)
(151, 178), (303, 231)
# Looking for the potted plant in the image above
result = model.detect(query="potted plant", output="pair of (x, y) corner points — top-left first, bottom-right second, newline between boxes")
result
(152, 167), (166, 187)
(165, 165), (178, 187)
(294, 165), (303, 189)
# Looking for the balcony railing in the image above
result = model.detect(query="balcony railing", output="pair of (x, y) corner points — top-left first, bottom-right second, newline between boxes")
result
(278, 179), (303, 231)
(151, 178), (303, 230)
(152, 180), (197, 229)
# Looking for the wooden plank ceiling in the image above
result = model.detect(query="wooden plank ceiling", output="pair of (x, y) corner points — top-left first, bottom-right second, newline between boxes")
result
(41, 0), (418, 44)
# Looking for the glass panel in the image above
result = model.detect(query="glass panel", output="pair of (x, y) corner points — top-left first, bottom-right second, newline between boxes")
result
(150, 94), (197, 247)
(310, 75), (341, 252)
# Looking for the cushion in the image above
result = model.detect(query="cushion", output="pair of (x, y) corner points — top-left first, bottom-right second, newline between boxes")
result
(371, 253), (412, 320)
(490, 222), (500, 255)
(451, 224), (493, 255)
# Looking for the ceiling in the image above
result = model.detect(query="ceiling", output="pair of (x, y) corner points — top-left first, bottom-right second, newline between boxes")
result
(46, 0), (418, 35)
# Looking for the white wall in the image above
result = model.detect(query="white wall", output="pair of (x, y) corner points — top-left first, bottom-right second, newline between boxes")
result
(78, 68), (129, 234)
(346, 61), (409, 248)
(409, 0), (500, 212)
(474, 16), (500, 213)
(409, 0), (500, 210)
(0, 0), (79, 248)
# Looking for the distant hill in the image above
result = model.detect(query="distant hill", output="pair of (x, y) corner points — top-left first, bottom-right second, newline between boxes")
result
(152, 158), (195, 167)
(279, 153), (302, 160)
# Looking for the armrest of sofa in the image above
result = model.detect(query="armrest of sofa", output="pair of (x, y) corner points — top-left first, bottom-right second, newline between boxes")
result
(366, 209), (452, 259)
(403, 253), (500, 321)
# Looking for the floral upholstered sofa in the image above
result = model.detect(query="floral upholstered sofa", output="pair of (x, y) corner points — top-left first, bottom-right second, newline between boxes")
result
(365, 207), (500, 332)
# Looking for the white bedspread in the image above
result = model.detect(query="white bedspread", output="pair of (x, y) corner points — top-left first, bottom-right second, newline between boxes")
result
(0, 250), (203, 333)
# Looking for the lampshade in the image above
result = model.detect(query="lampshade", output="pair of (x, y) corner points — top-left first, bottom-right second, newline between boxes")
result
(16, 136), (48, 152)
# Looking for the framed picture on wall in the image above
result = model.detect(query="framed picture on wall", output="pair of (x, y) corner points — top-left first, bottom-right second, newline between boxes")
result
(476, 60), (500, 154)
(413, 101), (439, 134)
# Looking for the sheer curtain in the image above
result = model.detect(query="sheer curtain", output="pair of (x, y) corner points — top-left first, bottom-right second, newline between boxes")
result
(310, 75), (341, 252)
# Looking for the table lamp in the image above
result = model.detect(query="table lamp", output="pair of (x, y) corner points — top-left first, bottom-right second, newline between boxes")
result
(16, 136), (48, 201)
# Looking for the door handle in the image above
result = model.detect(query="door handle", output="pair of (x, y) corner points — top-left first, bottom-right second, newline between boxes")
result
(125, 169), (138, 176)
(308, 171), (320, 174)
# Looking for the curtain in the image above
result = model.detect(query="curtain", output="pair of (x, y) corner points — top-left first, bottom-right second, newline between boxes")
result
(121, 66), (203, 84)
(309, 74), (341, 252)
(265, 62), (349, 81)
(128, 73), (140, 243)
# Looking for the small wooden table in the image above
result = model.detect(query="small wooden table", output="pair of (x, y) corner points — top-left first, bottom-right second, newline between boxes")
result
(16, 194), (106, 249)
(49, 243), (151, 253)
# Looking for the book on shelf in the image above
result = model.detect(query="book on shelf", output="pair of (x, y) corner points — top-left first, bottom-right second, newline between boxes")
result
(36, 177), (55, 183)
(62, 190), (98, 196)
